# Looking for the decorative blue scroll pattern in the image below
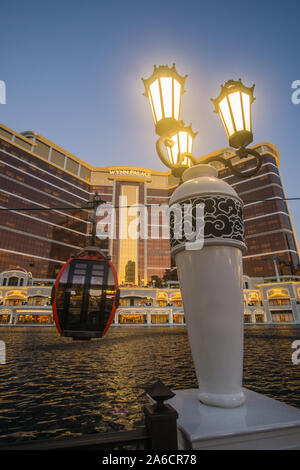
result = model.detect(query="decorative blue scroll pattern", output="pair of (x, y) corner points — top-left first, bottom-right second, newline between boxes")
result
(170, 195), (245, 251)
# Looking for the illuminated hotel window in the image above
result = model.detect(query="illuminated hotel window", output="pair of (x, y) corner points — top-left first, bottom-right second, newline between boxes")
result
(35, 140), (50, 159)
(80, 166), (90, 181)
(0, 314), (11, 324)
(51, 149), (65, 167)
(119, 185), (138, 285)
(271, 312), (294, 323)
(14, 136), (32, 151)
(8, 276), (18, 286)
(0, 128), (13, 140)
(66, 157), (79, 175)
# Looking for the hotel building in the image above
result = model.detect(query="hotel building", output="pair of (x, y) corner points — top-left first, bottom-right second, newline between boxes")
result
(0, 122), (299, 285)
(0, 268), (300, 325)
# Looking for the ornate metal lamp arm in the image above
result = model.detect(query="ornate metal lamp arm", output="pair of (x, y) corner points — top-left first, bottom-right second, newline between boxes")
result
(157, 136), (262, 179)
(202, 147), (263, 178)
(156, 136), (197, 177)
(180, 152), (198, 166)
(156, 136), (175, 169)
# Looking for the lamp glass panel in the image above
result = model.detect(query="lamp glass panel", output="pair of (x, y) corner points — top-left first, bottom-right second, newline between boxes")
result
(171, 134), (180, 164)
(228, 91), (244, 131)
(183, 153), (192, 167)
(167, 146), (174, 164)
(219, 111), (229, 138)
(160, 77), (173, 118)
(219, 97), (234, 136)
(188, 134), (193, 154)
(242, 92), (251, 131)
(178, 131), (188, 155)
(149, 94), (157, 124)
(173, 79), (181, 120)
(150, 80), (162, 122)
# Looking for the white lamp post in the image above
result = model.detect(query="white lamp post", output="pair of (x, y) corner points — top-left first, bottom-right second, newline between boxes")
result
(143, 66), (259, 407)
(142, 65), (300, 448)
(169, 164), (246, 407)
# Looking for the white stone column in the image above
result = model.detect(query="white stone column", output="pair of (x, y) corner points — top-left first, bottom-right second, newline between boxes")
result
(170, 164), (246, 408)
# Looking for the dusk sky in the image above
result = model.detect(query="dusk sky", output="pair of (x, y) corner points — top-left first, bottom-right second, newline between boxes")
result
(1, 0), (300, 238)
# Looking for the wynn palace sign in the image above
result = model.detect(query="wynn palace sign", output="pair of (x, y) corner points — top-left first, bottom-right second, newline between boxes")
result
(108, 168), (151, 179)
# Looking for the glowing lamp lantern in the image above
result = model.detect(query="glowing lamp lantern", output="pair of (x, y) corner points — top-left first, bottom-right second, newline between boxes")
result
(211, 79), (255, 149)
(142, 64), (187, 137)
(166, 124), (198, 167)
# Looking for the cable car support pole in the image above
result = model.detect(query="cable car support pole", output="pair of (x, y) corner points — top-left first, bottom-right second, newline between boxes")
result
(75, 192), (109, 259)
(89, 192), (104, 247)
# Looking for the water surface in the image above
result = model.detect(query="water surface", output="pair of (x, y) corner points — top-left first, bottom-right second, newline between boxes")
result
(0, 325), (299, 442)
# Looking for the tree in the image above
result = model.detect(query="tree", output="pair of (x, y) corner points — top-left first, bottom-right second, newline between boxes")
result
(163, 267), (178, 283)
(150, 275), (163, 288)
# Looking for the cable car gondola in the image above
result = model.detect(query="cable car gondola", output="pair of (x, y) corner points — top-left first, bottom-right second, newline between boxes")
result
(52, 247), (119, 340)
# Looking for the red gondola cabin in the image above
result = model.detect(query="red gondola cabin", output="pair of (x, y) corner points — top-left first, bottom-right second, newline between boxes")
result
(52, 252), (119, 340)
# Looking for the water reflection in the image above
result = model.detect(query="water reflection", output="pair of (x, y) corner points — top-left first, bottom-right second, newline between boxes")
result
(0, 325), (299, 443)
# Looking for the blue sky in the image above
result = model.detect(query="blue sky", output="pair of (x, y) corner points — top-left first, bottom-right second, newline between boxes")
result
(1, 0), (300, 239)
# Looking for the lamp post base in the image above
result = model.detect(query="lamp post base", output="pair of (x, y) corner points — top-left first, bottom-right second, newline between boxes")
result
(167, 388), (300, 450)
(198, 390), (245, 408)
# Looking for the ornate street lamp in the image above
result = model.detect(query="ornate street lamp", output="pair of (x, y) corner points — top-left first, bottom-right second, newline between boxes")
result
(142, 63), (187, 137)
(143, 64), (197, 177)
(206, 78), (262, 177)
(142, 64), (265, 409)
(143, 66), (262, 179)
(211, 78), (254, 149)
(156, 123), (198, 177)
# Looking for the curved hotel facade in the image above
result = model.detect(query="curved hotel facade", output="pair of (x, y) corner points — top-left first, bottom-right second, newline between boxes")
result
(1, 268), (300, 326)
(0, 122), (299, 286)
